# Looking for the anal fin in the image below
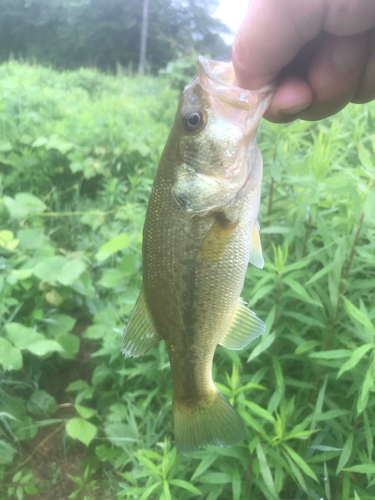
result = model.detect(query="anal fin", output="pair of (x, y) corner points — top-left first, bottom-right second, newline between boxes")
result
(249, 221), (264, 269)
(219, 299), (266, 350)
(121, 287), (160, 357)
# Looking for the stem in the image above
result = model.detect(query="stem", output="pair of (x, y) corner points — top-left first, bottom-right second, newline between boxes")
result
(267, 177), (274, 217)
(8, 423), (65, 473)
(245, 452), (253, 495)
(302, 212), (312, 258)
(313, 212), (365, 391)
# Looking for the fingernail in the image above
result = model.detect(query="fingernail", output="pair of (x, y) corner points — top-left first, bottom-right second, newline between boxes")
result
(331, 37), (366, 75)
(280, 103), (310, 115)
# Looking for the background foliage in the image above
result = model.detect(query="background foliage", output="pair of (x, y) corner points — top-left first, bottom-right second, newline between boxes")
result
(0, 60), (374, 500)
(0, 0), (230, 73)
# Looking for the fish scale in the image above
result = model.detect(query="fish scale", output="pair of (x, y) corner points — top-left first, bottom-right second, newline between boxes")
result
(122, 56), (275, 452)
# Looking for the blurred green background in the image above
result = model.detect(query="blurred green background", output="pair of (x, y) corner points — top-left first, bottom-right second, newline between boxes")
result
(0, 1), (375, 499)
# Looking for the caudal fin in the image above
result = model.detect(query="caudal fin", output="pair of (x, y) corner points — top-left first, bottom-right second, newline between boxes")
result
(173, 390), (246, 452)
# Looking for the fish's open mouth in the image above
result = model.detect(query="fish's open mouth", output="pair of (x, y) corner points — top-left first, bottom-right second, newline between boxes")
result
(195, 56), (275, 115)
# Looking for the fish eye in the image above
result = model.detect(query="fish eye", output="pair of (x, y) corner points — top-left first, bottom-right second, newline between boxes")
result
(183, 108), (205, 132)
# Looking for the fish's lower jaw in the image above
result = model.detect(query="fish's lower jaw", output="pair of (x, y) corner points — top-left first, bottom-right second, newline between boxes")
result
(172, 389), (246, 453)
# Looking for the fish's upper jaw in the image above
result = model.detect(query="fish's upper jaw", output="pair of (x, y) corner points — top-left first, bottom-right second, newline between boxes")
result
(194, 56), (275, 115)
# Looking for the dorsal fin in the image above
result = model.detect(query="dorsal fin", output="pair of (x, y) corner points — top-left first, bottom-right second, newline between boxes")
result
(219, 298), (266, 350)
(121, 287), (160, 357)
(249, 221), (264, 269)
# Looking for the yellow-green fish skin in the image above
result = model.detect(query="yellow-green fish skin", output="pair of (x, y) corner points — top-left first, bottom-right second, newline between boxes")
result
(123, 57), (274, 452)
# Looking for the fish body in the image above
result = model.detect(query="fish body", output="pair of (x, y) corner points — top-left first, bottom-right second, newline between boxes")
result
(122, 57), (274, 452)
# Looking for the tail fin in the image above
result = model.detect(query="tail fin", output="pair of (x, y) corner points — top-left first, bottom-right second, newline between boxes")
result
(173, 389), (246, 452)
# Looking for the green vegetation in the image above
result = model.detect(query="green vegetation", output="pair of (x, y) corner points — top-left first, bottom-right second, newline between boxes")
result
(0, 61), (374, 500)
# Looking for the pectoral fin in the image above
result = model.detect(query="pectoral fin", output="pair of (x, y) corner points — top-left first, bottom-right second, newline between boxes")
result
(198, 214), (238, 266)
(121, 287), (160, 357)
(249, 221), (264, 269)
(219, 299), (266, 350)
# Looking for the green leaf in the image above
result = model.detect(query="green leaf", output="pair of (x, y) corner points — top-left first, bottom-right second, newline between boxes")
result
(357, 364), (375, 414)
(17, 229), (45, 250)
(309, 349), (351, 359)
(0, 338), (23, 371)
(10, 269), (34, 282)
(75, 404), (95, 419)
(58, 259), (86, 286)
(0, 440), (17, 464)
(282, 444), (318, 481)
(4, 193), (46, 219)
(247, 332), (275, 362)
(95, 444), (121, 462)
(66, 418), (97, 446)
(57, 333), (80, 356)
(32, 136), (48, 148)
(0, 141), (13, 152)
(199, 472), (231, 484)
(137, 455), (162, 475)
(118, 254), (137, 273)
(295, 340), (321, 354)
(283, 277), (321, 306)
(27, 390), (57, 415)
(66, 380), (90, 392)
(163, 480), (172, 500)
(139, 482), (161, 500)
(95, 234), (129, 261)
(33, 256), (68, 283)
(6, 322), (64, 356)
(46, 314), (76, 336)
(162, 447), (176, 478)
(84, 324), (110, 339)
(0, 230), (19, 251)
(336, 432), (354, 474)
(191, 454), (218, 480)
(283, 451), (307, 492)
(256, 443), (277, 497)
(240, 400), (275, 423)
(364, 411), (373, 462)
(6, 323), (43, 346)
(337, 343), (374, 378)
(280, 258), (312, 276)
(26, 340), (64, 356)
(33, 256), (85, 286)
(98, 268), (125, 288)
(324, 461), (331, 500)
(342, 296), (375, 335)
(232, 467), (241, 500)
(343, 464), (375, 474)
(169, 479), (201, 495)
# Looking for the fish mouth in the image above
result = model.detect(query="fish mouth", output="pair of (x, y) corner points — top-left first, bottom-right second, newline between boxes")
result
(194, 56), (275, 115)
(183, 57), (275, 143)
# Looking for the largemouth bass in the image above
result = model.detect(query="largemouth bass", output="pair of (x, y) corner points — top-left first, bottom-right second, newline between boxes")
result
(122, 57), (274, 452)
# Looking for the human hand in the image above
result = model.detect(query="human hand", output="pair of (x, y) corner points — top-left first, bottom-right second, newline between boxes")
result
(232, 0), (375, 122)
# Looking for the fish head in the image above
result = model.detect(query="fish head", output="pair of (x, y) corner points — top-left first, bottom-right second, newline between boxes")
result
(171, 56), (275, 215)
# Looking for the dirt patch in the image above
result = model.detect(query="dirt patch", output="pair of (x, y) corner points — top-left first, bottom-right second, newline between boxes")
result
(18, 322), (99, 499)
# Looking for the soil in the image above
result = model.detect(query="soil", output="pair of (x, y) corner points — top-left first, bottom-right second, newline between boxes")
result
(16, 322), (99, 500)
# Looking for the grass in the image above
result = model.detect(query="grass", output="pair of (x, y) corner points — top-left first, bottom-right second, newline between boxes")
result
(0, 60), (374, 500)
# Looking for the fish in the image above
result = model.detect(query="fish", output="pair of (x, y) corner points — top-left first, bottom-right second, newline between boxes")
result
(121, 56), (274, 452)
